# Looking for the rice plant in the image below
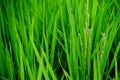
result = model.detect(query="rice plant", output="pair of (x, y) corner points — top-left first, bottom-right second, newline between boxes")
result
(0, 0), (120, 80)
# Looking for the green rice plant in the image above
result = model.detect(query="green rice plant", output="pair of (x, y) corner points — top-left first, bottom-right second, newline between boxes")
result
(0, 0), (120, 80)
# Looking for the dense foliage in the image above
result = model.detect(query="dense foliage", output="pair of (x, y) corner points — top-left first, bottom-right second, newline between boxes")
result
(0, 0), (120, 80)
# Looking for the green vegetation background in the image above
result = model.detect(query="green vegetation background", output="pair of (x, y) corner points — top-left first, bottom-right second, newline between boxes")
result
(0, 0), (120, 80)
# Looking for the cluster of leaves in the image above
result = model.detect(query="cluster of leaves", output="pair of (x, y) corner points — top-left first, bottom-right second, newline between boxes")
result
(0, 0), (120, 80)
